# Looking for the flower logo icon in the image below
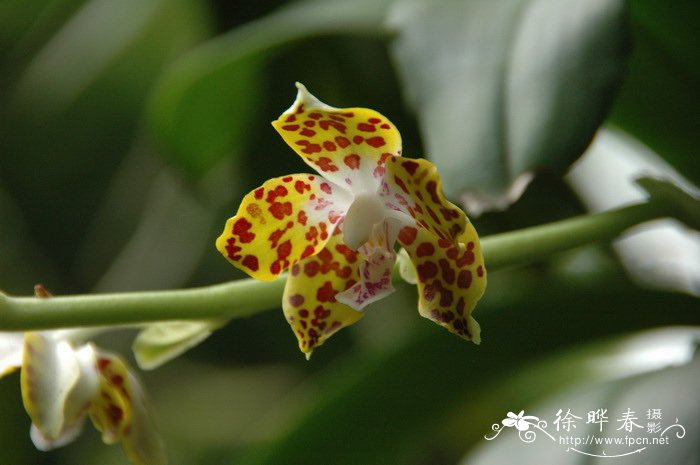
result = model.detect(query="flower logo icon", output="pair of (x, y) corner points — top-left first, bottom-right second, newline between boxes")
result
(502, 410), (540, 431)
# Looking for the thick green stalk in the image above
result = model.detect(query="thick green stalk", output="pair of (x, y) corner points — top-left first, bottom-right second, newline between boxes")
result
(0, 186), (693, 331)
(480, 200), (664, 270)
(1, 276), (285, 331)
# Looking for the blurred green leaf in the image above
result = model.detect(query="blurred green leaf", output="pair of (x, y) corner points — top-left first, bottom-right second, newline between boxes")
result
(0, 0), (211, 278)
(609, 0), (700, 186)
(147, 0), (394, 178)
(463, 329), (700, 464)
(0, 0), (87, 89)
(235, 273), (698, 465)
(388, 0), (627, 210)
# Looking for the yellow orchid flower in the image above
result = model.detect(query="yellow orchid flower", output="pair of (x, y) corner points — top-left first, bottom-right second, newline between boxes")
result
(216, 83), (486, 357)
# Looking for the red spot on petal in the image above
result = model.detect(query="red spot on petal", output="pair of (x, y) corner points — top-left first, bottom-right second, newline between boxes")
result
(446, 247), (459, 259)
(458, 270), (472, 289)
(294, 180), (310, 194)
(278, 240), (292, 260)
(416, 242), (435, 257)
(368, 118), (381, 124)
(424, 207), (441, 226)
(319, 120), (347, 133)
(282, 124), (299, 131)
(335, 136), (351, 148)
(353, 135), (364, 144)
(304, 120), (316, 127)
(357, 122), (376, 132)
(108, 405), (124, 424)
(320, 183), (332, 194)
(401, 160), (420, 175)
(289, 294), (304, 307)
(457, 250), (475, 267)
(344, 154), (361, 169)
(366, 136), (386, 148)
(335, 243), (358, 263)
(242, 255), (259, 271)
(254, 188), (264, 200)
(439, 258), (456, 284)
(426, 180), (441, 203)
(394, 175), (409, 194)
(317, 281), (337, 302)
(477, 265), (484, 278)
(233, 218), (255, 243)
(416, 261), (438, 281)
(315, 157), (339, 172)
(301, 245), (315, 258)
(300, 128), (316, 137)
(296, 140), (322, 154)
(309, 112), (322, 120)
(380, 123), (391, 129)
(269, 201), (293, 219)
(398, 226), (418, 245)
(297, 210), (308, 225)
(323, 141), (337, 151)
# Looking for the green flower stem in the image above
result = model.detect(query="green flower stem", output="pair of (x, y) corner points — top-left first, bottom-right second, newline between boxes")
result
(0, 192), (688, 331)
(1, 276), (286, 331)
(480, 200), (665, 270)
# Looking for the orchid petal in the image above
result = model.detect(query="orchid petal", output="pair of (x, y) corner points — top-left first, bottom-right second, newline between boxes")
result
(62, 344), (100, 430)
(30, 420), (85, 451)
(273, 83), (402, 194)
(284, 234), (364, 357)
(379, 156), (486, 342)
(21, 332), (84, 439)
(0, 331), (24, 378)
(382, 156), (468, 242)
(398, 222), (486, 343)
(90, 351), (166, 465)
(216, 174), (352, 281)
(132, 320), (225, 370)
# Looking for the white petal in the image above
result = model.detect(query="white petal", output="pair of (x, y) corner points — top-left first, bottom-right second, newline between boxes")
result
(21, 332), (81, 439)
(30, 419), (85, 451)
(0, 331), (25, 378)
(62, 344), (100, 425)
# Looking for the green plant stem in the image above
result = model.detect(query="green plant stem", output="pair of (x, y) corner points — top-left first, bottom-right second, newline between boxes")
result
(1, 276), (286, 331)
(480, 200), (665, 270)
(0, 197), (681, 331)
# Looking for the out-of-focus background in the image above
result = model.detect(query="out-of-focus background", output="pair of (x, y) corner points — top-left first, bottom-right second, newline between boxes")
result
(0, 0), (698, 464)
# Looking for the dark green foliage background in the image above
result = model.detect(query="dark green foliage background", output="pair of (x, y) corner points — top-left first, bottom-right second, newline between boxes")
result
(0, 0), (698, 464)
